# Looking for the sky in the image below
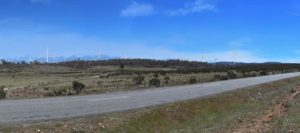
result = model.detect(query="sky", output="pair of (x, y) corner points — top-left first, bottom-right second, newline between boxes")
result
(1, 0), (300, 62)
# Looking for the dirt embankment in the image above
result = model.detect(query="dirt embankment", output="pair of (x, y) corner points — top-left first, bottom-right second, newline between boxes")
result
(232, 87), (300, 133)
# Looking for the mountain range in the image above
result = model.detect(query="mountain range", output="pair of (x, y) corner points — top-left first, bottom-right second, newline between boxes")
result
(0, 55), (116, 63)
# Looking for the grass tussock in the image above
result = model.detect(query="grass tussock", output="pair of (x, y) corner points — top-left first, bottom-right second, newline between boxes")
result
(268, 94), (300, 133)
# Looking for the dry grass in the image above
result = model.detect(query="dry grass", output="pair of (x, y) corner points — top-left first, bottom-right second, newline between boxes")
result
(268, 91), (300, 133)
(0, 65), (224, 99)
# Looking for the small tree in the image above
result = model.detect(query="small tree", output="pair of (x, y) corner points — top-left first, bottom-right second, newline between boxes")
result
(120, 64), (125, 69)
(189, 76), (197, 84)
(33, 60), (41, 65)
(72, 81), (86, 94)
(227, 71), (238, 79)
(53, 89), (67, 96)
(153, 73), (159, 78)
(149, 78), (161, 87)
(164, 76), (170, 85)
(132, 75), (145, 86)
(260, 71), (268, 76)
(213, 74), (228, 80)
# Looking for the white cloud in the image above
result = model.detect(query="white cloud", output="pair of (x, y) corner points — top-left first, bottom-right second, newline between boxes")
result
(166, 0), (217, 16)
(121, 1), (154, 17)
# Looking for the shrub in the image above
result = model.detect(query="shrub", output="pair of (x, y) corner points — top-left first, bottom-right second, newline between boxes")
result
(227, 71), (238, 79)
(243, 71), (258, 77)
(214, 74), (228, 80)
(53, 89), (67, 96)
(260, 71), (268, 76)
(189, 76), (197, 84)
(0, 86), (6, 99)
(45, 92), (55, 97)
(132, 75), (145, 86)
(120, 64), (125, 69)
(164, 76), (170, 85)
(250, 71), (259, 77)
(149, 78), (161, 87)
(153, 73), (159, 78)
(72, 81), (86, 94)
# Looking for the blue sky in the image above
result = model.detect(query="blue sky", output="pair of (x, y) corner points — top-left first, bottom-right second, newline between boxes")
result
(1, 0), (300, 62)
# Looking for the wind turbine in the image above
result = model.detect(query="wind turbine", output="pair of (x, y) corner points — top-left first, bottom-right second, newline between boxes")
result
(233, 50), (237, 65)
(201, 55), (205, 62)
(46, 48), (49, 63)
(214, 58), (218, 62)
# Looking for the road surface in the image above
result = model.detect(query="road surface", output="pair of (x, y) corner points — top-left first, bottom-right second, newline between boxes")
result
(1, 72), (300, 123)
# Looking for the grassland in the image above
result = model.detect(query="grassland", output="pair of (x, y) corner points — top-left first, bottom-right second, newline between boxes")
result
(2, 59), (299, 99)
(1, 76), (300, 133)
(0, 65), (244, 99)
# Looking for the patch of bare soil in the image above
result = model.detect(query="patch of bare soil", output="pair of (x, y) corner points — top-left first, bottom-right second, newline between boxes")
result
(232, 87), (300, 133)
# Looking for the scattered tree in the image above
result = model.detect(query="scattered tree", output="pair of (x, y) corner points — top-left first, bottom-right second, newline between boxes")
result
(72, 81), (86, 94)
(132, 75), (145, 86)
(149, 78), (161, 87)
(189, 76), (197, 84)
(227, 71), (238, 79)
(153, 73), (159, 78)
(260, 71), (268, 76)
(213, 74), (228, 80)
(120, 64), (125, 69)
(53, 89), (67, 96)
(32, 60), (41, 65)
(164, 76), (170, 85)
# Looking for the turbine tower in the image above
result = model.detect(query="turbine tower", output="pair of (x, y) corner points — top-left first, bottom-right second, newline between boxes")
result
(46, 48), (49, 63)
(233, 50), (237, 65)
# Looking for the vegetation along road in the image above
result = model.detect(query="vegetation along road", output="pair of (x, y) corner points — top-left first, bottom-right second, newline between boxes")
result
(1, 72), (300, 123)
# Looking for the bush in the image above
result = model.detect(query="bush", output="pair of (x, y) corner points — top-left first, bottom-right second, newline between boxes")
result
(227, 71), (238, 79)
(120, 64), (125, 69)
(132, 75), (145, 86)
(53, 89), (67, 96)
(72, 81), (86, 94)
(153, 73), (159, 78)
(260, 71), (268, 76)
(0, 86), (6, 99)
(213, 74), (228, 80)
(164, 76), (170, 85)
(45, 92), (55, 97)
(250, 71), (259, 77)
(149, 78), (161, 87)
(189, 76), (197, 84)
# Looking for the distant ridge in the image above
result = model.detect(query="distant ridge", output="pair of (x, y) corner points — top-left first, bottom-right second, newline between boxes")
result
(212, 62), (283, 66)
(0, 56), (286, 65)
